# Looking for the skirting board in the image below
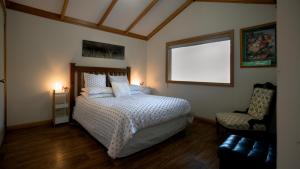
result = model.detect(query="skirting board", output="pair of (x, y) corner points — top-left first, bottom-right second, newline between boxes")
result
(7, 120), (52, 131)
(193, 116), (216, 125)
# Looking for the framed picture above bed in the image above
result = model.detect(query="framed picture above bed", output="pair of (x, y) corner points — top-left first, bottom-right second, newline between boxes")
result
(82, 40), (125, 60)
(240, 22), (276, 68)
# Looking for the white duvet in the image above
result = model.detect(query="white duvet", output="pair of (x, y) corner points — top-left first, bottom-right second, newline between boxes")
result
(73, 93), (191, 158)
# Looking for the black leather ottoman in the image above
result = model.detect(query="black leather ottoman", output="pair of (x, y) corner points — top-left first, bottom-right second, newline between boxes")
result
(218, 135), (275, 169)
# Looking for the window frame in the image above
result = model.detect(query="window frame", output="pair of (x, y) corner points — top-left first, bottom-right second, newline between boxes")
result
(166, 30), (234, 87)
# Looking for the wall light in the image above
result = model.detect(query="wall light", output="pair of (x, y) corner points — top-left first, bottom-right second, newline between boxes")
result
(131, 79), (144, 86)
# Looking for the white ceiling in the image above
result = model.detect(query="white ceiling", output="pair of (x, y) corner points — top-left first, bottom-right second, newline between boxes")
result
(9, 0), (187, 36)
(104, 0), (151, 30)
(66, 0), (112, 23)
(131, 0), (185, 35)
(11, 0), (64, 13)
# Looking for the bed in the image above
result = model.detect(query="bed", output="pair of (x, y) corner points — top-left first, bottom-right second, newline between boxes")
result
(69, 63), (192, 159)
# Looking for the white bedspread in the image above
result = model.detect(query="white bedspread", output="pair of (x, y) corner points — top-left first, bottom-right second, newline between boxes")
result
(73, 94), (191, 158)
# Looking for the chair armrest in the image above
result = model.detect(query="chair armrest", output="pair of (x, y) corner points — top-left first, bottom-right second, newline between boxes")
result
(233, 108), (248, 114)
(248, 119), (266, 130)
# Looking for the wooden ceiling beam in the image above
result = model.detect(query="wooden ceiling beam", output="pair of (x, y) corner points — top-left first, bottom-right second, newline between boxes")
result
(125, 0), (159, 34)
(60, 0), (69, 20)
(6, 1), (147, 40)
(194, 0), (276, 4)
(5, 0), (276, 41)
(97, 0), (118, 26)
(147, 0), (193, 40)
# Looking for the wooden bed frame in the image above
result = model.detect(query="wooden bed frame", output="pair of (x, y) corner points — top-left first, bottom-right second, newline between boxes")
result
(69, 63), (131, 121)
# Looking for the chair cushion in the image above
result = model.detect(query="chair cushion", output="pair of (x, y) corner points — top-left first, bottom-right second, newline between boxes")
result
(216, 112), (266, 131)
(248, 88), (274, 120)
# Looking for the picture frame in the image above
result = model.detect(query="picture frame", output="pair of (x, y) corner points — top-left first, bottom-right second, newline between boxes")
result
(82, 40), (125, 60)
(240, 22), (276, 68)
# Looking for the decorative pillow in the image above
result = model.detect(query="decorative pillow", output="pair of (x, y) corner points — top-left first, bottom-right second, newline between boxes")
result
(80, 92), (113, 99)
(248, 88), (274, 120)
(81, 87), (112, 94)
(111, 82), (131, 97)
(109, 75), (129, 84)
(129, 85), (152, 94)
(141, 87), (151, 94)
(129, 84), (143, 91)
(84, 73), (106, 88)
(130, 90), (144, 95)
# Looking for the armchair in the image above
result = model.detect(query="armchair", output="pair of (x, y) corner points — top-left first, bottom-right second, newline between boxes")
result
(216, 82), (276, 138)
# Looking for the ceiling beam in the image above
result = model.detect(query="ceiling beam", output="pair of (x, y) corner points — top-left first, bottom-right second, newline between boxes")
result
(194, 0), (276, 4)
(147, 0), (193, 40)
(6, 1), (147, 40)
(97, 0), (118, 26)
(60, 0), (69, 20)
(125, 0), (159, 34)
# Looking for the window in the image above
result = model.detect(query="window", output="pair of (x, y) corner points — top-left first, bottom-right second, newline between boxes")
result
(166, 30), (234, 86)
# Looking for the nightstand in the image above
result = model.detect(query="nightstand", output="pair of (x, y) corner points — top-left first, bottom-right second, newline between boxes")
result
(52, 89), (69, 127)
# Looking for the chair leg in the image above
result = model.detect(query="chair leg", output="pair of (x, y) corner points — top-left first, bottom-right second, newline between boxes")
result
(216, 118), (225, 144)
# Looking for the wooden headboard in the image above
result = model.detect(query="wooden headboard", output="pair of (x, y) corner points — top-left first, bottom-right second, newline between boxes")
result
(69, 63), (130, 121)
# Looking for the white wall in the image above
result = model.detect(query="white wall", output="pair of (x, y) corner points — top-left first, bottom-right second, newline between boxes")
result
(7, 10), (147, 126)
(146, 2), (276, 120)
(277, 0), (300, 168)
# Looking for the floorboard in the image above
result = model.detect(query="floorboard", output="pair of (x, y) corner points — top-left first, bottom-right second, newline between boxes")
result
(0, 122), (219, 169)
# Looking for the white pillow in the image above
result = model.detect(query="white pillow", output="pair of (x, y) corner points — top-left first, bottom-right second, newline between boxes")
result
(84, 73), (106, 88)
(141, 87), (151, 94)
(129, 85), (152, 94)
(81, 87), (112, 94)
(80, 92), (113, 99)
(111, 82), (131, 97)
(129, 84), (143, 91)
(109, 75), (129, 84)
(130, 90), (144, 95)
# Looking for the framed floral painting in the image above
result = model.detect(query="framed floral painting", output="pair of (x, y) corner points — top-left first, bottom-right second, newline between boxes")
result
(240, 22), (276, 68)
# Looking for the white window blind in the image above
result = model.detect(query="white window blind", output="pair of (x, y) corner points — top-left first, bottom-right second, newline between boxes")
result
(166, 30), (234, 86)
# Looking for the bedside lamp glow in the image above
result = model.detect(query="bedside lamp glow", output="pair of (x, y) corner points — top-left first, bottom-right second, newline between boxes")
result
(53, 82), (63, 92)
(131, 79), (144, 86)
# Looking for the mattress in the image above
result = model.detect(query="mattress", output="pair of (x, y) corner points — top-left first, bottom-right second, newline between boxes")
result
(73, 94), (191, 158)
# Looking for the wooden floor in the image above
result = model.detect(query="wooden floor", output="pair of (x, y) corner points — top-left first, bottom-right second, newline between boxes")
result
(0, 122), (219, 169)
